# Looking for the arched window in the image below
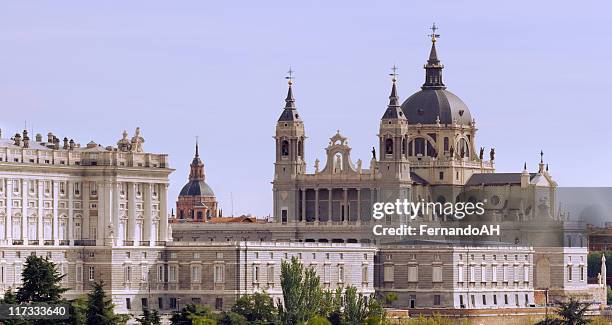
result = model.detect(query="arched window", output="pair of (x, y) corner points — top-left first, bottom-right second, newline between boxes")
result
(281, 140), (289, 156)
(444, 137), (449, 152)
(297, 140), (303, 157)
(414, 138), (425, 156)
(458, 138), (470, 158)
(385, 138), (393, 155)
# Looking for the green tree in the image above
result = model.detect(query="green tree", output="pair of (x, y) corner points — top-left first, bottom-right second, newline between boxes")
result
(85, 280), (122, 325)
(278, 257), (323, 325)
(67, 295), (88, 325)
(536, 298), (592, 325)
(231, 292), (277, 324)
(16, 255), (67, 303)
(342, 286), (368, 325)
(218, 311), (248, 325)
(171, 304), (217, 325)
(136, 308), (162, 325)
(305, 315), (332, 325)
(0, 288), (26, 325)
(383, 293), (398, 307)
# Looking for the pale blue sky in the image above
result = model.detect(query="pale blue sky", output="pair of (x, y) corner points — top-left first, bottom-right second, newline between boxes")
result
(0, 1), (610, 217)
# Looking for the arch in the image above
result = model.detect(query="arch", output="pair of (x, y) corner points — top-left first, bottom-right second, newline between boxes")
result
(281, 140), (289, 156)
(535, 257), (551, 289)
(385, 138), (394, 155)
(297, 139), (303, 157)
(456, 137), (471, 158)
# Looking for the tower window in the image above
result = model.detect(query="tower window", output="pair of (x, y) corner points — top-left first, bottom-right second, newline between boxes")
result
(385, 139), (393, 155)
(281, 140), (289, 156)
(297, 140), (303, 157)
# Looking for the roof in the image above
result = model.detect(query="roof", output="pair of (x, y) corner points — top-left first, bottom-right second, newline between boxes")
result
(401, 89), (471, 125)
(465, 173), (537, 186)
(410, 172), (429, 185)
(179, 180), (215, 197)
(208, 216), (259, 223)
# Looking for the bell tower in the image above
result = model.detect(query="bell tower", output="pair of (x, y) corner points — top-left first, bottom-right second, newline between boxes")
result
(378, 68), (411, 182)
(273, 70), (306, 223)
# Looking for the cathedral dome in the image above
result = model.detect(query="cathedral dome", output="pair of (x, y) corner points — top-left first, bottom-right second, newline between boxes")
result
(179, 180), (215, 197)
(401, 89), (471, 125)
(402, 27), (472, 126)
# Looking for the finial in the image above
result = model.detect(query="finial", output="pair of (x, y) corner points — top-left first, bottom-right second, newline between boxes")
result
(540, 150), (544, 163)
(429, 23), (440, 43)
(523, 162), (527, 170)
(390, 65), (398, 82)
(195, 136), (199, 158)
(285, 67), (294, 85)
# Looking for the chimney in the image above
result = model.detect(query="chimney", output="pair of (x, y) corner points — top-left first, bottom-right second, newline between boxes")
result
(69, 139), (75, 150)
(35, 133), (42, 142)
(63, 137), (69, 149)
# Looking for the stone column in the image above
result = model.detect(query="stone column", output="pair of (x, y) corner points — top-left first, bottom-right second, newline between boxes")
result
(96, 181), (106, 245)
(328, 188), (332, 223)
(357, 188), (361, 224)
(159, 184), (169, 243)
(52, 181), (59, 245)
(343, 188), (348, 224)
(37, 181), (44, 245)
(301, 188), (306, 223)
(68, 181), (74, 245)
(111, 182), (120, 246)
(315, 188), (320, 223)
(144, 183), (152, 245)
(6, 179), (13, 242)
(82, 182), (90, 239)
(127, 182), (136, 244)
(21, 180), (28, 243)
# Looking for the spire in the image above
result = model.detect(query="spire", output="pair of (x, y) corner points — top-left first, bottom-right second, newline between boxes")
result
(195, 136), (200, 158)
(539, 150), (545, 173)
(278, 67), (301, 122)
(382, 65), (406, 120)
(422, 23), (446, 90)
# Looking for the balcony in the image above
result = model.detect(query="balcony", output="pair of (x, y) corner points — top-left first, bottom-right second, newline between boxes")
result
(155, 241), (167, 246)
(28, 240), (39, 245)
(139, 240), (150, 246)
(74, 240), (96, 246)
(123, 240), (134, 246)
(12, 240), (24, 245)
(44, 240), (54, 246)
(59, 240), (70, 246)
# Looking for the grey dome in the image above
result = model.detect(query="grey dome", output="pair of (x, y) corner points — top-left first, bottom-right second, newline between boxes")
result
(179, 180), (215, 197)
(401, 89), (471, 125)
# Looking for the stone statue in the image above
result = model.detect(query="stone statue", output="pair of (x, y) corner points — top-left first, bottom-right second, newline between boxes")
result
(449, 146), (454, 158)
(598, 272), (602, 285)
(371, 147), (376, 160)
(130, 127), (145, 152)
(490, 148), (496, 161)
(314, 159), (320, 173)
(117, 130), (131, 152)
(356, 159), (362, 173)
(479, 147), (484, 160)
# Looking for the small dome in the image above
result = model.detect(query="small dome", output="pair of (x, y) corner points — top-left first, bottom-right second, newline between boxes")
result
(401, 89), (471, 125)
(179, 180), (215, 197)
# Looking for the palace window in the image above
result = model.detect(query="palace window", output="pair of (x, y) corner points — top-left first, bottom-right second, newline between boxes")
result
(281, 140), (289, 156)
(385, 138), (393, 155)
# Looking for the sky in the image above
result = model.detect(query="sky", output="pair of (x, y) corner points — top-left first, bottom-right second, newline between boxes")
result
(0, 1), (611, 218)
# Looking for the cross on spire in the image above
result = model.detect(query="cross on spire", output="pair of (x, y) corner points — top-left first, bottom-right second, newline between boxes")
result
(429, 23), (440, 42)
(390, 65), (399, 82)
(285, 67), (294, 85)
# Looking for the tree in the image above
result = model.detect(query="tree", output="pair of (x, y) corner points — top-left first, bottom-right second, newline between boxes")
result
(136, 308), (162, 325)
(0, 289), (26, 325)
(555, 298), (592, 325)
(171, 304), (217, 325)
(85, 280), (122, 325)
(16, 255), (67, 303)
(231, 292), (277, 324)
(218, 311), (248, 325)
(342, 286), (368, 324)
(278, 257), (323, 324)
(536, 298), (592, 325)
(383, 293), (398, 307)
